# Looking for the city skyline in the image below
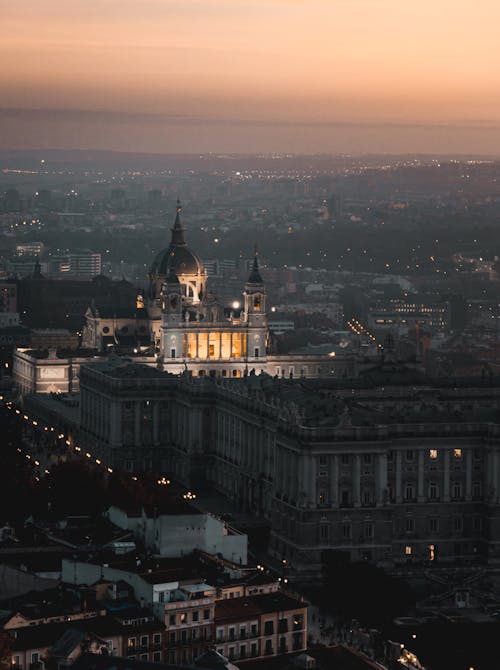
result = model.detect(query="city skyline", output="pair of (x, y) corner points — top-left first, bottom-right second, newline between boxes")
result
(2, 0), (500, 155)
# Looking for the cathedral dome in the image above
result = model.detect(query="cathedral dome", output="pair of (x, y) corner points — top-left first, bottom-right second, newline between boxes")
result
(152, 244), (204, 276)
(150, 201), (205, 277)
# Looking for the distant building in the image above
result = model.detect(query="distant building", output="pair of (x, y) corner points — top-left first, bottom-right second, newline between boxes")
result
(107, 504), (247, 564)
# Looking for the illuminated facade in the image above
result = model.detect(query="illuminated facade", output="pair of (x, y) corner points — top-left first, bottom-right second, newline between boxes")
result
(157, 209), (268, 377)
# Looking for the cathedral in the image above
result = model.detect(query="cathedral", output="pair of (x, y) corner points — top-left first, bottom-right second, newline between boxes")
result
(29, 203), (354, 388)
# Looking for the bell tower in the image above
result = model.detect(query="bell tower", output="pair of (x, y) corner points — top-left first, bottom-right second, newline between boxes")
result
(244, 252), (267, 361)
(161, 264), (183, 360)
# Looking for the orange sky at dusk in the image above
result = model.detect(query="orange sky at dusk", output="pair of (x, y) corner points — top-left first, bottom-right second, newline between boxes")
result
(1, 0), (500, 154)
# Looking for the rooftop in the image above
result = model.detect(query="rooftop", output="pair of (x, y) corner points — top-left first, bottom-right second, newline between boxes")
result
(215, 592), (305, 622)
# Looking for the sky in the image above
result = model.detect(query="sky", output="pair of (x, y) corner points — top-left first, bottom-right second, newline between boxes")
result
(1, 0), (500, 155)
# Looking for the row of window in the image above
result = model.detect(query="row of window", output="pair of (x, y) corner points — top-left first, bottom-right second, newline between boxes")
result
(320, 515), (483, 541)
(217, 615), (304, 642)
(167, 608), (211, 626)
(317, 447), (479, 469)
(317, 479), (482, 507)
(127, 634), (162, 649)
(218, 632), (304, 661)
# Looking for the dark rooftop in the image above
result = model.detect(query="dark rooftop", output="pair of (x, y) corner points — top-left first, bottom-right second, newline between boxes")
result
(215, 592), (305, 622)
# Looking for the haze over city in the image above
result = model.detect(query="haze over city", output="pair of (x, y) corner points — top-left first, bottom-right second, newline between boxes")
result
(2, 0), (500, 154)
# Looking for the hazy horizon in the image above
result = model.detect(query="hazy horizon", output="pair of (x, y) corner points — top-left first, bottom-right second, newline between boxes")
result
(2, 0), (500, 155)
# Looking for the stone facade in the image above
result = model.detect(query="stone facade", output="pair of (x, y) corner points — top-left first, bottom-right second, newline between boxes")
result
(72, 359), (500, 578)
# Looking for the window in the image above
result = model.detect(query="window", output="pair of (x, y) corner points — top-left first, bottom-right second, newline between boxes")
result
(454, 448), (462, 459)
(31, 654), (40, 664)
(192, 611), (199, 622)
(429, 517), (439, 532)
(169, 614), (176, 625)
(140, 654), (148, 662)
(405, 518), (414, 533)
(251, 643), (258, 657)
(404, 484), (414, 501)
(265, 640), (273, 655)
(473, 481), (482, 499)
(254, 347), (260, 358)
(405, 545), (412, 556)
(250, 624), (258, 637)
(318, 491), (328, 506)
(429, 449), (438, 460)
(127, 638), (136, 651)
(362, 488), (373, 506)
(169, 632), (175, 644)
(473, 516), (482, 531)
(454, 516), (463, 532)
(342, 521), (352, 539)
(452, 481), (463, 499)
(229, 627), (236, 641)
(340, 490), (350, 506)
(216, 628), (224, 642)
(153, 652), (161, 663)
(363, 454), (372, 464)
(319, 455), (328, 466)
(171, 348), (176, 358)
(228, 647), (235, 660)
(239, 625), (247, 639)
(203, 609), (210, 620)
(406, 449), (414, 461)
(428, 544), (436, 561)
(153, 634), (161, 646)
(240, 644), (247, 659)
(180, 612), (187, 623)
(140, 635), (148, 648)
(429, 482), (438, 500)
(341, 454), (349, 465)
(320, 523), (329, 541)
(364, 521), (373, 539)
(264, 621), (274, 635)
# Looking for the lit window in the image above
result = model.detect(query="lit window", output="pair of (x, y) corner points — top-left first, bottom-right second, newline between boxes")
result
(454, 448), (462, 459)
(405, 545), (412, 556)
(428, 544), (435, 561)
(180, 613), (187, 623)
(429, 449), (438, 460)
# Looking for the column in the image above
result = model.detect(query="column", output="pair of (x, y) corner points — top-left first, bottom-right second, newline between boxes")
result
(465, 448), (472, 501)
(195, 333), (199, 359)
(302, 453), (315, 506)
(230, 332), (233, 359)
(153, 402), (160, 444)
(376, 453), (388, 506)
(417, 450), (425, 502)
(331, 455), (339, 507)
(443, 449), (450, 502)
(395, 450), (402, 503)
(218, 331), (222, 359)
(353, 455), (361, 507)
(134, 402), (141, 445)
